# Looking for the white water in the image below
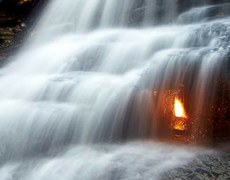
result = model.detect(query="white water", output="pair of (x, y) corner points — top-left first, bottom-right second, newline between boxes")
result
(0, 0), (229, 179)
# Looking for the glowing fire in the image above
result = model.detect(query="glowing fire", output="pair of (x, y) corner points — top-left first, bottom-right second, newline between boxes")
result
(174, 97), (187, 118)
(173, 97), (187, 131)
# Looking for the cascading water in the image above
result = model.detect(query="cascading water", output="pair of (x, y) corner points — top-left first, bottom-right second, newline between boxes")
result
(0, 0), (229, 179)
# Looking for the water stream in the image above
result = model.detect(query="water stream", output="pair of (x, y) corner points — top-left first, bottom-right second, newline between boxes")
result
(0, 0), (229, 179)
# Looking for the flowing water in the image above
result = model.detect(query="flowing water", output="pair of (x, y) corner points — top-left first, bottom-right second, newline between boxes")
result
(0, 0), (230, 179)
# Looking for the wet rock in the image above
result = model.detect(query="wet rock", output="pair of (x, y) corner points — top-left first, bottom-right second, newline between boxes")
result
(161, 153), (230, 179)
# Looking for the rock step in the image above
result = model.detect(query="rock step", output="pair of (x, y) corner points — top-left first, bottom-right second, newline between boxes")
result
(0, 35), (14, 40)
(0, 30), (15, 36)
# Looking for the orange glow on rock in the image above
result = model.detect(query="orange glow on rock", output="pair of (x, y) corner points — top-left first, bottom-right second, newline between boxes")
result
(173, 119), (187, 131)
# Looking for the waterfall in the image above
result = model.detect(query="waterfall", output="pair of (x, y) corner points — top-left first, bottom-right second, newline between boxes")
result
(0, 0), (229, 179)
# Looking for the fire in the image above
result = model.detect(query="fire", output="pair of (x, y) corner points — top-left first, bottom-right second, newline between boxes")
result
(173, 97), (188, 131)
(174, 97), (187, 118)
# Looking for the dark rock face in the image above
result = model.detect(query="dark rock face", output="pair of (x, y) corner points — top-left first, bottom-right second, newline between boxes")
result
(0, 0), (44, 64)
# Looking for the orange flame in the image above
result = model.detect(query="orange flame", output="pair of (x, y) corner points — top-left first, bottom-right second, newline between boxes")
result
(174, 97), (187, 118)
